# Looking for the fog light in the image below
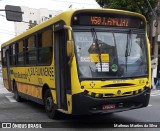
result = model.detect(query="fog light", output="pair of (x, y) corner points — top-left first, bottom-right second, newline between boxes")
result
(81, 86), (84, 89)
(91, 92), (96, 97)
(84, 90), (89, 95)
(98, 94), (103, 98)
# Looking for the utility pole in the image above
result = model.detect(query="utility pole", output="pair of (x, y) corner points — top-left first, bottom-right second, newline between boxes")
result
(152, 0), (160, 89)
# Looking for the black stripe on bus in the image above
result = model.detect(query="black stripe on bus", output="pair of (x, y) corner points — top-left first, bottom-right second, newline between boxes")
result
(18, 92), (44, 105)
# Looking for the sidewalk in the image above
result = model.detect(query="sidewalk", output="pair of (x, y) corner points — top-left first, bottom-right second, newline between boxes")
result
(151, 88), (160, 93)
(0, 87), (9, 94)
(0, 74), (3, 85)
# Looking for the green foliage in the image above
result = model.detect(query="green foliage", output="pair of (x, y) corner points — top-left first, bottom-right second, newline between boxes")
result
(96, 0), (157, 22)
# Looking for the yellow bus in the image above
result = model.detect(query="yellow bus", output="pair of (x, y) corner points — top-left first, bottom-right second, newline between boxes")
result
(1, 9), (151, 119)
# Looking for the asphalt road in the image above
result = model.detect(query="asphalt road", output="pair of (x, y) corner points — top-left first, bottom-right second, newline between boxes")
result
(0, 76), (160, 130)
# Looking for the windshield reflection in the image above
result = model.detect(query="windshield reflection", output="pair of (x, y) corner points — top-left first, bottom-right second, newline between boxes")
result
(73, 30), (148, 79)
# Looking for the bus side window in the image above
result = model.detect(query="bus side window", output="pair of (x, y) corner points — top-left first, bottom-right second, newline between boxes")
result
(38, 28), (53, 65)
(17, 40), (24, 65)
(26, 36), (37, 65)
(9, 44), (17, 66)
(2, 48), (6, 67)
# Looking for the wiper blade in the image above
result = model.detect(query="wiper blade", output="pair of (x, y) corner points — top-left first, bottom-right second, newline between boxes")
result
(91, 28), (102, 72)
(125, 30), (132, 71)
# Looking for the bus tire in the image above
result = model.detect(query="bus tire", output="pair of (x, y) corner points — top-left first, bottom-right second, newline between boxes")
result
(44, 89), (59, 119)
(13, 82), (22, 102)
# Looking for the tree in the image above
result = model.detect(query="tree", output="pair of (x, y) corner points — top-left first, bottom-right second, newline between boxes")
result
(96, 0), (157, 22)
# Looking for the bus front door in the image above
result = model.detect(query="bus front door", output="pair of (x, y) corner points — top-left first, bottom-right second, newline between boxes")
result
(55, 28), (70, 110)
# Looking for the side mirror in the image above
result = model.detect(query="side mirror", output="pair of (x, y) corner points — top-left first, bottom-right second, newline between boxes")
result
(67, 40), (74, 57)
(63, 25), (74, 64)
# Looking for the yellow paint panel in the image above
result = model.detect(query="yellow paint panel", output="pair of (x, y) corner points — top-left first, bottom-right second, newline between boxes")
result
(67, 94), (72, 114)
(37, 88), (42, 99)
(2, 68), (7, 79)
(16, 82), (42, 99)
(81, 78), (148, 89)
(51, 90), (57, 104)
(71, 56), (83, 95)
(17, 83), (26, 93)
(3, 80), (9, 90)
(90, 54), (109, 62)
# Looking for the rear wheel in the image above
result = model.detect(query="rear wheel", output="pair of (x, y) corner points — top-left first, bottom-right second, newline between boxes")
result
(44, 89), (59, 119)
(13, 82), (22, 102)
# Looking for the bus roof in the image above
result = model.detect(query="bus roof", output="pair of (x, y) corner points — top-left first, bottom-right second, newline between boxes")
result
(1, 8), (146, 48)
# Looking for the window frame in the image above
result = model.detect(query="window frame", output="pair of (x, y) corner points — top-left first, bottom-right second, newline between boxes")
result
(37, 26), (53, 66)
(3, 25), (54, 67)
(25, 35), (37, 66)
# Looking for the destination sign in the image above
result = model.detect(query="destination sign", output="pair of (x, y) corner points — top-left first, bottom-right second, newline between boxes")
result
(90, 16), (128, 27)
(72, 13), (145, 28)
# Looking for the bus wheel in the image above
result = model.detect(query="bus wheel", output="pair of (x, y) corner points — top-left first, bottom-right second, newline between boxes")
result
(44, 89), (59, 119)
(13, 82), (22, 102)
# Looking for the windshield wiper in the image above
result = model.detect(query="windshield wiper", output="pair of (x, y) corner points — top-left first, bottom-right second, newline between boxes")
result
(91, 28), (102, 72)
(125, 30), (132, 71)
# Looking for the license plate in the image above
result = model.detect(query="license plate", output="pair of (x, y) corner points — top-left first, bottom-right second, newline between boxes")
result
(102, 104), (116, 110)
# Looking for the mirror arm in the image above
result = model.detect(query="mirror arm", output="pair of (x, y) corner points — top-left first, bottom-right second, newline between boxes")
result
(64, 25), (72, 40)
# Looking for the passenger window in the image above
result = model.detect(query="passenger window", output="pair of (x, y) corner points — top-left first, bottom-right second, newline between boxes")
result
(2, 48), (6, 66)
(26, 36), (37, 65)
(28, 36), (36, 51)
(10, 44), (17, 66)
(17, 41), (24, 65)
(38, 29), (53, 65)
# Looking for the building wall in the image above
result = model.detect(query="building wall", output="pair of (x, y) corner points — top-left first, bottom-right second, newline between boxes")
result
(14, 6), (59, 35)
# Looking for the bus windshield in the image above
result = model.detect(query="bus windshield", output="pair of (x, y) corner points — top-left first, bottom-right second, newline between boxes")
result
(73, 29), (148, 79)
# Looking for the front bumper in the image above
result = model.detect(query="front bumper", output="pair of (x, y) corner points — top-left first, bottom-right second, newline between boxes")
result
(72, 87), (151, 115)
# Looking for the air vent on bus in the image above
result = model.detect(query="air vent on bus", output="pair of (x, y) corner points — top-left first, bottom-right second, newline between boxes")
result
(104, 93), (114, 97)
(102, 83), (135, 87)
(122, 91), (132, 95)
